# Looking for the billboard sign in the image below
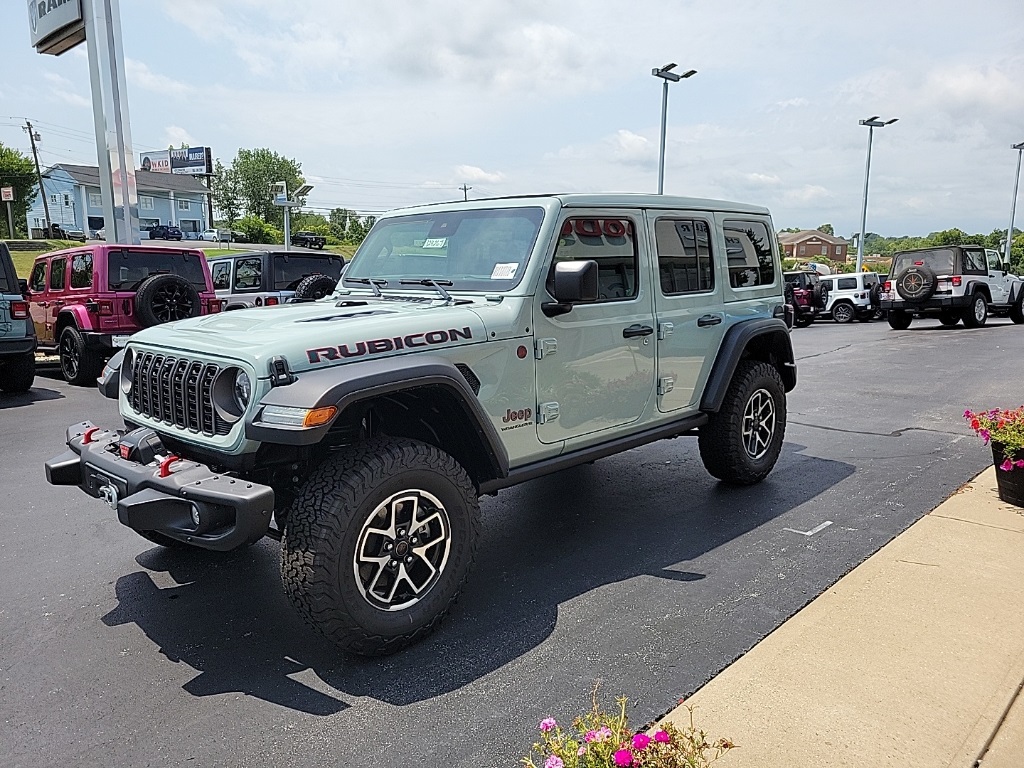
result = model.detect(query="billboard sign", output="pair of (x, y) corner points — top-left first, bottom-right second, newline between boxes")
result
(139, 147), (212, 176)
(27, 0), (85, 56)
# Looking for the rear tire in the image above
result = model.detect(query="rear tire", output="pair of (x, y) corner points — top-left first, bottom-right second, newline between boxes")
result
(59, 326), (105, 386)
(281, 437), (481, 655)
(698, 361), (786, 486)
(939, 312), (960, 327)
(887, 311), (913, 330)
(962, 293), (988, 328)
(831, 302), (855, 323)
(793, 314), (813, 328)
(0, 352), (35, 393)
(1010, 299), (1024, 324)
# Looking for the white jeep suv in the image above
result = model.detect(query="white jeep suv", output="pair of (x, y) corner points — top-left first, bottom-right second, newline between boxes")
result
(819, 272), (882, 323)
(880, 246), (1024, 329)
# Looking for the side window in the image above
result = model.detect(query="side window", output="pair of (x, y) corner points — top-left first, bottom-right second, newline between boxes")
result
(836, 277), (857, 290)
(234, 257), (263, 290)
(49, 257), (67, 291)
(986, 250), (1002, 272)
(551, 217), (638, 301)
(69, 253), (94, 289)
(722, 220), (776, 289)
(29, 261), (47, 292)
(963, 249), (986, 274)
(864, 274), (879, 287)
(211, 261), (231, 290)
(655, 218), (714, 295)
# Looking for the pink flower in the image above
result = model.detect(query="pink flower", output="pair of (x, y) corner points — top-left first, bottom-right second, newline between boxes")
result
(577, 745), (586, 757)
(1001, 459), (1014, 472)
(632, 733), (651, 750)
(594, 726), (612, 742)
(964, 409), (972, 419)
(980, 429), (991, 444)
(539, 718), (557, 732)
(654, 730), (671, 743)
(1016, 460), (1024, 469)
(614, 749), (633, 766)
(544, 756), (563, 768)
(584, 730), (597, 743)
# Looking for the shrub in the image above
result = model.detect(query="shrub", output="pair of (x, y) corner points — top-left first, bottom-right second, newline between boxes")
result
(234, 215), (282, 244)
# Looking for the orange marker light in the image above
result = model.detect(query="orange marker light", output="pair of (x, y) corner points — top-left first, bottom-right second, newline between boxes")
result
(303, 406), (337, 428)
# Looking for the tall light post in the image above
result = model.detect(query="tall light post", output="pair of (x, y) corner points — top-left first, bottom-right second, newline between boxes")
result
(1005, 141), (1024, 266)
(651, 63), (696, 195)
(855, 116), (898, 273)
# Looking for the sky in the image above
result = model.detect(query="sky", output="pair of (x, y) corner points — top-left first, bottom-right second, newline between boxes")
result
(1, 0), (1023, 240)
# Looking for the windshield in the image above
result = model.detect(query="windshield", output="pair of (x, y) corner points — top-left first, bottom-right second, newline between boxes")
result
(272, 254), (344, 290)
(343, 207), (545, 291)
(108, 250), (208, 291)
(892, 249), (955, 275)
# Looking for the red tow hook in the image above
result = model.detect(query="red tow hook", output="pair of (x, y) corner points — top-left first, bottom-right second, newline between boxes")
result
(158, 455), (181, 478)
(82, 427), (102, 444)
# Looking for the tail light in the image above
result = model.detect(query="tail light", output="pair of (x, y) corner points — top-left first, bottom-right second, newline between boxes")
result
(207, 299), (223, 314)
(97, 300), (114, 315)
(265, 297), (279, 306)
(951, 276), (962, 287)
(10, 301), (29, 319)
(884, 281), (891, 292)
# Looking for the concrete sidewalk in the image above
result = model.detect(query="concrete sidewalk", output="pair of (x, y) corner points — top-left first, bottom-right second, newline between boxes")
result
(663, 466), (1024, 767)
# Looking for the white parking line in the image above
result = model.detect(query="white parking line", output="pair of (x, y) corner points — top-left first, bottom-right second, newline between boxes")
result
(783, 520), (833, 537)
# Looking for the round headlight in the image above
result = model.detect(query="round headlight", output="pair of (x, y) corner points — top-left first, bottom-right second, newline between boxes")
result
(120, 347), (134, 395)
(233, 369), (251, 411)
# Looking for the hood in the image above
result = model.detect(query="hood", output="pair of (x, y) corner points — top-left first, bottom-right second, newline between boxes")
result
(130, 297), (489, 375)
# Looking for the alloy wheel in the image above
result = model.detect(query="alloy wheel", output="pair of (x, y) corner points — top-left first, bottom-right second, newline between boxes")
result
(59, 333), (79, 379)
(151, 285), (194, 322)
(742, 388), (776, 460)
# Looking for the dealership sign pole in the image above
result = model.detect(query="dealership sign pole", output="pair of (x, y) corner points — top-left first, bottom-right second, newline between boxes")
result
(28, 0), (141, 245)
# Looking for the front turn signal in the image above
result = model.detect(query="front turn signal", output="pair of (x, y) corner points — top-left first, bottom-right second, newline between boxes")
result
(303, 406), (337, 428)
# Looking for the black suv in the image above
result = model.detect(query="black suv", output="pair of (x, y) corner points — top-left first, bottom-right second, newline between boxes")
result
(148, 225), (183, 241)
(208, 249), (346, 309)
(0, 242), (36, 393)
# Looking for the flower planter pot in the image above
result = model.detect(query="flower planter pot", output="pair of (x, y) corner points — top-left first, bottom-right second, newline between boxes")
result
(991, 443), (1024, 507)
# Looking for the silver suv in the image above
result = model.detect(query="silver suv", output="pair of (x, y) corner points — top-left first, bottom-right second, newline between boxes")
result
(881, 246), (1024, 329)
(209, 250), (345, 309)
(820, 271), (882, 323)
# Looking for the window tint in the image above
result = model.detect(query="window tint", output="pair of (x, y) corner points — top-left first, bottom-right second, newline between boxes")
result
(986, 250), (1002, 271)
(864, 273), (879, 287)
(551, 217), (638, 300)
(655, 218), (714, 295)
(272, 254), (344, 291)
(29, 262), (46, 292)
(892, 250), (955, 275)
(211, 262), (231, 290)
(107, 250), (208, 290)
(963, 249), (986, 273)
(836, 277), (857, 290)
(723, 220), (775, 288)
(69, 253), (93, 289)
(49, 258), (67, 291)
(234, 257), (263, 290)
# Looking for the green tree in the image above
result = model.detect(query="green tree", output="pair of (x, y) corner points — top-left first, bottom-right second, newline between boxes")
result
(211, 159), (241, 226)
(816, 223), (834, 236)
(228, 148), (305, 227)
(0, 143), (38, 238)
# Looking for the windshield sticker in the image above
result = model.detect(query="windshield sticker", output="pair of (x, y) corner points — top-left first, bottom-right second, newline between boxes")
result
(490, 262), (519, 280)
(422, 238), (447, 249)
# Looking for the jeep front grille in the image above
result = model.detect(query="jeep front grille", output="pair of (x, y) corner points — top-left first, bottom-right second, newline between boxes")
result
(129, 353), (230, 437)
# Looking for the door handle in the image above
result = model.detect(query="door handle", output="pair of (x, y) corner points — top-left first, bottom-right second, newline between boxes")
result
(697, 314), (723, 327)
(38, 301), (49, 308)
(622, 324), (654, 338)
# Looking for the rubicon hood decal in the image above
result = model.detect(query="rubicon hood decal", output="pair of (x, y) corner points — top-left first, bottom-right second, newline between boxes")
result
(307, 326), (473, 363)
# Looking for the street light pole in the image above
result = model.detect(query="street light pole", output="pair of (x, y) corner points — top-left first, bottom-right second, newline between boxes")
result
(1005, 141), (1024, 266)
(651, 63), (696, 195)
(855, 116), (898, 273)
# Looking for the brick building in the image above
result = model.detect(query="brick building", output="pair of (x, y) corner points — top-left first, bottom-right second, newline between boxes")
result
(778, 230), (850, 262)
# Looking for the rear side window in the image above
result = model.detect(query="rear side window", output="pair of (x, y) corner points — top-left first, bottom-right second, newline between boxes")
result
(29, 261), (46, 292)
(552, 217), (638, 301)
(723, 220), (775, 288)
(836, 277), (857, 290)
(70, 253), (93, 289)
(655, 218), (714, 295)
(963, 249), (986, 273)
(107, 250), (208, 290)
(49, 257), (67, 291)
(234, 257), (263, 290)
(211, 261), (231, 290)
(272, 255), (344, 290)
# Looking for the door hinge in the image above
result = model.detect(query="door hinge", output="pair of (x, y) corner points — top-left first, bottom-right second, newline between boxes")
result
(537, 402), (560, 424)
(535, 338), (557, 359)
(658, 376), (675, 396)
(658, 322), (674, 340)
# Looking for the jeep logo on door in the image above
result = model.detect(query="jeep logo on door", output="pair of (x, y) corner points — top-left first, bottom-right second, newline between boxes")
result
(306, 326), (473, 364)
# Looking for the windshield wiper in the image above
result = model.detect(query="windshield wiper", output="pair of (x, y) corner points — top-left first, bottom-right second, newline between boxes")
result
(344, 277), (387, 297)
(400, 278), (454, 302)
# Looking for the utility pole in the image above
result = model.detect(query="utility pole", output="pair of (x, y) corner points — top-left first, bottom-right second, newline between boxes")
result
(460, 184), (471, 201)
(24, 121), (52, 235)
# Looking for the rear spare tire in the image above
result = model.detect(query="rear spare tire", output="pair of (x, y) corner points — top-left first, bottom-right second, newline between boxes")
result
(292, 273), (337, 301)
(135, 274), (201, 327)
(895, 266), (937, 302)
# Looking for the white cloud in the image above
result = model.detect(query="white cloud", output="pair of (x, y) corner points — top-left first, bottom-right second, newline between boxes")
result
(163, 126), (196, 147)
(44, 72), (74, 88)
(783, 185), (832, 204)
(50, 88), (91, 108)
(744, 173), (783, 186)
(454, 165), (505, 184)
(125, 59), (190, 94)
(775, 97), (809, 109)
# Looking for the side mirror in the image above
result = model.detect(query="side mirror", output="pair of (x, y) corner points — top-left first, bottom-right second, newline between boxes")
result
(544, 260), (599, 317)
(18, 279), (28, 298)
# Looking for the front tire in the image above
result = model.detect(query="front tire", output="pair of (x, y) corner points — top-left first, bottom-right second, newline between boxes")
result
(939, 311), (960, 327)
(0, 352), (35, 393)
(698, 361), (786, 486)
(281, 437), (481, 655)
(962, 293), (988, 328)
(887, 311), (913, 330)
(1010, 299), (1024, 324)
(59, 326), (105, 385)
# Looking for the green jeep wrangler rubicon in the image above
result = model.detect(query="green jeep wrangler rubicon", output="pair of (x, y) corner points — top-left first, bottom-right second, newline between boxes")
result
(46, 194), (796, 655)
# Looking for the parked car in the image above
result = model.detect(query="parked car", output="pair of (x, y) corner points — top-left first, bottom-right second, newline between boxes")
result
(230, 230), (249, 243)
(149, 225), (183, 241)
(290, 230), (326, 249)
(819, 272), (882, 323)
(783, 270), (829, 327)
(25, 244), (222, 385)
(0, 242), (36, 393)
(881, 246), (1024, 329)
(209, 250), (345, 308)
(45, 193), (796, 655)
(50, 223), (87, 242)
(201, 228), (231, 242)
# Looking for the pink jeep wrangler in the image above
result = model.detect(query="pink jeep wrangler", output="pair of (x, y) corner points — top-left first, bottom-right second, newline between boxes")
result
(26, 244), (221, 385)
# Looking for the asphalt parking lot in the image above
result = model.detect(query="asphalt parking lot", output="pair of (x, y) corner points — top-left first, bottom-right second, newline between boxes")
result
(0, 317), (1016, 767)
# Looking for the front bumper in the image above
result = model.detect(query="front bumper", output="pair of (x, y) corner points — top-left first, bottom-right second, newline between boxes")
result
(881, 294), (972, 312)
(44, 422), (274, 551)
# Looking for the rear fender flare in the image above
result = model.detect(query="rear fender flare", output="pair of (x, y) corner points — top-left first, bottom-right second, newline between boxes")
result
(700, 318), (796, 413)
(56, 305), (92, 334)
